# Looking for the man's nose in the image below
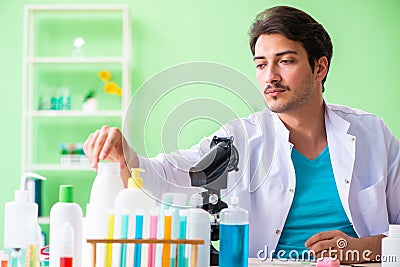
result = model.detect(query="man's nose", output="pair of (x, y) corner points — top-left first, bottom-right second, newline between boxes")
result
(264, 65), (281, 85)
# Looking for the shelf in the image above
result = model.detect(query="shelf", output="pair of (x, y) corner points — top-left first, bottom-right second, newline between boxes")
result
(22, 5), (130, 236)
(27, 164), (94, 171)
(25, 5), (128, 12)
(26, 57), (125, 64)
(28, 110), (123, 117)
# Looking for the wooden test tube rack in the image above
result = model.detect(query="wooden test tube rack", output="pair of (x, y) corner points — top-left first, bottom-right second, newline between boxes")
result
(86, 238), (205, 267)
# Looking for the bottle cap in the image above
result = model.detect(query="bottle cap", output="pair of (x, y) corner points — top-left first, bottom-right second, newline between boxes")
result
(389, 224), (400, 238)
(98, 162), (120, 177)
(129, 168), (145, 189)
(59, 185), (74, 203)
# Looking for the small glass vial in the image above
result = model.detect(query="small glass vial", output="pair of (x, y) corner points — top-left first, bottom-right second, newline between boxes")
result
(10, 248), (23, 267)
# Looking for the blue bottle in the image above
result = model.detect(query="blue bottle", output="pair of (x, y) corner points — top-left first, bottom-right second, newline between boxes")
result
(219, 191), (249, 267)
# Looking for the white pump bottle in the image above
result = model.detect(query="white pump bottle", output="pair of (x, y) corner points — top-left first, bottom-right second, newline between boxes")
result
(3, 172), (46, 266)
(113, 168), (158, 267)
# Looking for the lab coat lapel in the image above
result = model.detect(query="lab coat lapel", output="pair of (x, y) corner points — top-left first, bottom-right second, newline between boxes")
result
(325, 106), (356, 224)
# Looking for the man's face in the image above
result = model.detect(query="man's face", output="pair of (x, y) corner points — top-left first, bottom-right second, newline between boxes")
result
(253, 33), (320, 114)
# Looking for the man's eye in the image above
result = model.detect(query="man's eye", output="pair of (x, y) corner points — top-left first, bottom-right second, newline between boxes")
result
(280, 59), (294, 64)
(256, 63), (266, 69)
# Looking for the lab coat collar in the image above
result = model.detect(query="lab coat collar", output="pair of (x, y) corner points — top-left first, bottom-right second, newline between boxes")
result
(325, 102), (357, 228)
(271, 111), (290, 143)
(324, 102), (351, 134)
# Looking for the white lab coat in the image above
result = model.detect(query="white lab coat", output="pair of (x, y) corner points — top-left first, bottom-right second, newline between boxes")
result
(138, 103), (400, 257)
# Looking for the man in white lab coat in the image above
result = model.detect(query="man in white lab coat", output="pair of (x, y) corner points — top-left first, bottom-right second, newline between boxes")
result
(84, 6), (400, 264)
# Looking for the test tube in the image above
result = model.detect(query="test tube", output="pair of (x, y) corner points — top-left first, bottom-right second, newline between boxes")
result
(178, 210), (188, 267)
(104, 212), (115, 267)
(134, 210), (144, 267)
(148, 209), (158, 267)
(119, 212), (130, 267)
(162, 210), (172, 267)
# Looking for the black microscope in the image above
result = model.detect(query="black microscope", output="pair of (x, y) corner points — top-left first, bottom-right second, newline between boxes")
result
(189, 136), (239, 266)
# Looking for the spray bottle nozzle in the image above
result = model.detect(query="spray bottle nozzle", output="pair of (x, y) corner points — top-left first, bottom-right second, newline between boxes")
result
(15, 172), (47, 202)
(20, 172), (47, 191)
(230, 191), (239, 208)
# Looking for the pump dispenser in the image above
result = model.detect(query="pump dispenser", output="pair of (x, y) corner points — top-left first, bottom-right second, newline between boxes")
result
(382, 224), (400, 267)
(113, 168), (157, 266)
(49, 185), (82, 267)
(4, 172), (46, 266)
(219, 191), (249, 267)
(187, 193), (211, 267)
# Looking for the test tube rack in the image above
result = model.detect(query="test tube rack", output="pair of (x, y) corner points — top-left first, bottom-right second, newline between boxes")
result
(86, 238), (204, 267)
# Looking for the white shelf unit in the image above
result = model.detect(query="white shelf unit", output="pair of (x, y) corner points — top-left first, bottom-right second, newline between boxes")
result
(21, 5), (131, 173)
(28, 110), (123, 117)
(27, 164), (94, 171)
(26, 57), (125, 64)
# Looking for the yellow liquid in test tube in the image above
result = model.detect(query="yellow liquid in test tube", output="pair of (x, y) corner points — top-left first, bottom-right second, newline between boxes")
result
(104, 214), (115, 267)
(162, 212), (172, 267)
(26, 244), (39, 267)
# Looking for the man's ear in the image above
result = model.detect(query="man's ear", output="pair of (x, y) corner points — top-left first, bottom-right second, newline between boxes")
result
(315, 56), (329, 82)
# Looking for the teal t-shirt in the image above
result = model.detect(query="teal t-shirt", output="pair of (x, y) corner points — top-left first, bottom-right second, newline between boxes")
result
(274, 146), (358, 259)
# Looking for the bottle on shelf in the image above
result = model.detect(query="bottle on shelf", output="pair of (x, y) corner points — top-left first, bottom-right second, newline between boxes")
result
(219, 191), (249, 267)
(49, 185), (83, 267)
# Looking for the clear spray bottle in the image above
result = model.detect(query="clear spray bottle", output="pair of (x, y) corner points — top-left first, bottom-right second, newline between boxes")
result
(219, 191), (249, 267)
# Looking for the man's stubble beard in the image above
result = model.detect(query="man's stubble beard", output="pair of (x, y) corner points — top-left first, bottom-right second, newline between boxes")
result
(266, 74), (316, 114)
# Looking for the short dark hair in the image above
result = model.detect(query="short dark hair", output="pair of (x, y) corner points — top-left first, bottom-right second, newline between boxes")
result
(249, 6), (333, 91)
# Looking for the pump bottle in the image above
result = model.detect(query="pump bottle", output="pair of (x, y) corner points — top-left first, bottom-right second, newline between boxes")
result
(3, 172), (46, 267)
(49, 185), (83, 267)
(219, 191), (249, 267)
(113, 168), (157, 267)
(187, 193), (210, 267)
(382, 224), (400, 267)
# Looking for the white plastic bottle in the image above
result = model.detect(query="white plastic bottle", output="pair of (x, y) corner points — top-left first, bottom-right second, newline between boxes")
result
(219, 191), (249, 267)
(382, 224), (400, 267)
(113, 168), (158, 267)
(87, 162), (124, 236)
(85, 162), (124, 267)
(50, 185), (83, 267)
(187, 193), (210, 267)
(3, 172), (46, 267)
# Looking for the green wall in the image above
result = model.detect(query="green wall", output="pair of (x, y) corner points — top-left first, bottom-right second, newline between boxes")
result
(1, 0), (399, 248)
